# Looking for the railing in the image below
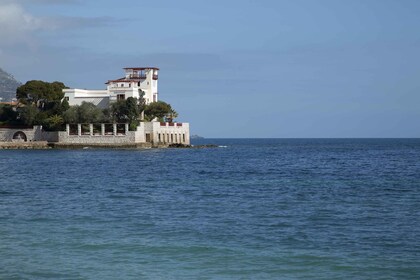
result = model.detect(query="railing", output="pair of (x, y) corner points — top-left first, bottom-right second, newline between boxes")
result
(160, 122), (184, 127)
(129, 74), (147, 79)
(66, 123), (130, 136)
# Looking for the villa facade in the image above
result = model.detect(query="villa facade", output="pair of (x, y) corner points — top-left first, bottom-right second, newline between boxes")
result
(64, 67), (159, 108)
(1, 67), (191, 147)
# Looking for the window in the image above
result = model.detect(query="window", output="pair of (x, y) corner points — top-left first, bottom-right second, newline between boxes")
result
(64, 96), (69, 101)
(117, 94), (125, 101)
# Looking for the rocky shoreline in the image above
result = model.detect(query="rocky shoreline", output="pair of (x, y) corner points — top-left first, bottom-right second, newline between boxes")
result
(0, 141), (50, 149)
(0, 142), (219, 149)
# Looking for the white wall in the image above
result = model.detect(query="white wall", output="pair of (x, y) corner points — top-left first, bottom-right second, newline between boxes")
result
(148, 122), (190, 145)
(63, 68), (159, 107)
(0, 121), (190, 146)
(64, 89), (109, 108)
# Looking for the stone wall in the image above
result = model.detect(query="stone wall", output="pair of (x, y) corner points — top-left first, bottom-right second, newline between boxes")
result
(0, 121), (190, 146)
(147, 122), (190, 145)
(0, 126), (38, 142)
(0, 141), (49, 149)
(56, 131), (136, 144)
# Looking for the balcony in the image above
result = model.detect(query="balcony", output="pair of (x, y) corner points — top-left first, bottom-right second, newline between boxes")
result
(128, 74), (146, 79)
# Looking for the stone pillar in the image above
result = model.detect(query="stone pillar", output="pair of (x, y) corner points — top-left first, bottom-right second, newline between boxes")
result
(153, 132), (158, 144)
(89, 124), (93, 136)
(66, 124), (70, 135)
(186, 126), (190, 145)
(113, 124), (117, 135)
(101, 124), (105, 136)
(125, 123), (129, 135)
(77, 124), (82, 136)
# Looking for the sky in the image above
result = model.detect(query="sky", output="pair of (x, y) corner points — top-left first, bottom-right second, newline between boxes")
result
(0, 0), (419, 137)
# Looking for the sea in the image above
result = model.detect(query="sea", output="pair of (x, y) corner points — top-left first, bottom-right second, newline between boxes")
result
(0, 139), (419, 279)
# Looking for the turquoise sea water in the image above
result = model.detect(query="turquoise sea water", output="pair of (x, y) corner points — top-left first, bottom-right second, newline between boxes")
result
(1, 139), (419, 279)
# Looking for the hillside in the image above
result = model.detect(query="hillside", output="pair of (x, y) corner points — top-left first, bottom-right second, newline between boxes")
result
(0, 68), (21, 102)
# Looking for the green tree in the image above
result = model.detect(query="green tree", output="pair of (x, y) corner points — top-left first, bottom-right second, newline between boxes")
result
(137, 90), (146, 114)
(63, 106), (79, 124)
(144, 101), (172, 122)
(165, 109), (178, 123)
(125, 97), (141, 127)
(44, 99), (70, 115)
(110, 97), (144, 130)
(78, 102), (104, 123)
(43, 114), (64, 131)
(18, 105), (38, 126)
(16, 80), (66, 106)
(62, 102), (104, 124)
(34, 111), (49, 126)
(0, 104), (18, 124)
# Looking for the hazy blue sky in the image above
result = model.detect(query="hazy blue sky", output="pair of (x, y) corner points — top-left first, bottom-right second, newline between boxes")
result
(1, 0), (419, 137)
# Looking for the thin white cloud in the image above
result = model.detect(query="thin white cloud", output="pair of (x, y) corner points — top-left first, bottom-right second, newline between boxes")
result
(14, 0), (81, 4)
(45, 16), (121, 29)
(0, 2), (44, 46)
(0, 1), (120, 47)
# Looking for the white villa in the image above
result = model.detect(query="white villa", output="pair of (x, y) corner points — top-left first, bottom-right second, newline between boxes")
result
(64, 67), (160, 108)
(0, 67), (191, 147)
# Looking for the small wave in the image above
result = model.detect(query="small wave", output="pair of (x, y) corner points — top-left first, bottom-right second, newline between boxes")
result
(218, 145), (228, 148)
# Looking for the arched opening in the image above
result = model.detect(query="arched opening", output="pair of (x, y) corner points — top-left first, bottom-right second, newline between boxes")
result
(12, 131), (27, 142)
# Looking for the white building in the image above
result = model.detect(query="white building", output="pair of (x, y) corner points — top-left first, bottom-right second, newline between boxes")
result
(55, 66), (191, 146)
(64, 67), (159, 108)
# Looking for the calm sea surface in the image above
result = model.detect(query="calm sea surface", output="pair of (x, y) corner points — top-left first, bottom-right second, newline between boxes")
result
(1, 139), (419, 279)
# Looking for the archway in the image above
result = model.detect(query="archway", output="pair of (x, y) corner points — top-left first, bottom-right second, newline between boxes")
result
(12, 131), (27, 142)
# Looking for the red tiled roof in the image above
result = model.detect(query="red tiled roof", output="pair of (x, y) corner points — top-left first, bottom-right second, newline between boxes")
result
(123, 67), (159, 70)
(105, 78), (145, 84)
(0, 101), (18, 106)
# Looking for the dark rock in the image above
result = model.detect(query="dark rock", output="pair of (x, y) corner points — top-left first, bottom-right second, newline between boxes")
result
(192, 144), (218, 148)
(168, 143), (192, 148)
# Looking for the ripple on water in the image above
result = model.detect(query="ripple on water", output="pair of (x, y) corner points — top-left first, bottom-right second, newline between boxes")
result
(0, 139), (419, 279)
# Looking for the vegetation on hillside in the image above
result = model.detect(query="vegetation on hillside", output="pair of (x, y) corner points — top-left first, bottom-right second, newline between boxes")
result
(0, 80), (178, 131)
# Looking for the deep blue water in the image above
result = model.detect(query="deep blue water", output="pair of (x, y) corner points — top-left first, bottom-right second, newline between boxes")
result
(1, 139), (419, 279)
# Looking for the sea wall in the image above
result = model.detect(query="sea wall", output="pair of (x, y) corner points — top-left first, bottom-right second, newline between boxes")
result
(147, 122), (190, 145)
(0, 121), (190, 147)
(56, 122), (190, 145)
(0, 141), (49, 149)
(0, 126), (39, 142)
